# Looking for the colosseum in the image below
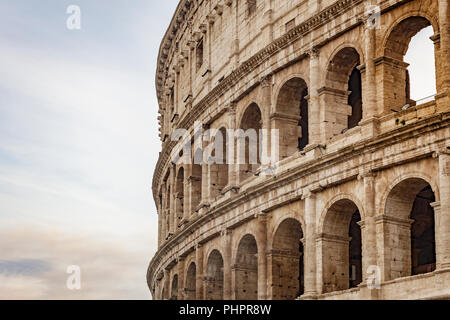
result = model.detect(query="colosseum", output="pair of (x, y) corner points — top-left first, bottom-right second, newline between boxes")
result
(147, 0), (450, 300)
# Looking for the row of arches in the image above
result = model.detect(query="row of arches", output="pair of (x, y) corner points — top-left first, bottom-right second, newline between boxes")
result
(159, 14), (439, 243)
(164, 176), (437, 299)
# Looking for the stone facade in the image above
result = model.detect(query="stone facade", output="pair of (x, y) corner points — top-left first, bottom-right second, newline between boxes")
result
(148, 0), (450, 300)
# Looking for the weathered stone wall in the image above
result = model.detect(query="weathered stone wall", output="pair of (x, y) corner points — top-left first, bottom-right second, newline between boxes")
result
(149, 0), (450, 300)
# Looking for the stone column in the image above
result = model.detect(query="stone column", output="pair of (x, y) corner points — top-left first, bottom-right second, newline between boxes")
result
(359, 172), (380, 300)
(363, 22), (377, 119)
(261, 0), (273, 44)
(157, 210), (162, 247)
(178, 257), (185, 300)
(260, 75), (273, 168)
(230, 0), (240, 68)
(222, 229), (233, 300)
(195, 244), (204, 300)
(439, 0), (450, 91)
(257, 214), (268, 300)
(437, 150), (450, 269)
(226, 103), (238, 190)
(308, 48), (321, 145)
(361, 173), (378, 277)
(431, 202), (442, 269)
(303, 191), (318, 296)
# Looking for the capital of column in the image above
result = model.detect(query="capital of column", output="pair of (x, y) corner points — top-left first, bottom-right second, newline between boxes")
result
(307, 46), (320, 59)
(220, 228), (233, 237)
(358, 169), (377, 181)
(302, 190), (316, 200)
(433, 146), (450, 157)
(260, 74), (273, 88)
(225, 102), (237, 113)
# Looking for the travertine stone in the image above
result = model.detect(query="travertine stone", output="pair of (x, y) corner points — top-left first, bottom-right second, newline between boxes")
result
(148, 0), (450, 300)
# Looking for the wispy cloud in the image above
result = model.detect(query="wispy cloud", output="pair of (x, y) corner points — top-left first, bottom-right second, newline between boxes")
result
(0, 0), (179, 299)
(0, 259), (52, 277)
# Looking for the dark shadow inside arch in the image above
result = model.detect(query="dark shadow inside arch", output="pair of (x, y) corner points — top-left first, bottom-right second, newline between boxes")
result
(205, 250), (224, 300)
(171, 274), (178, 300)
(176, 167), (184, 227)
(234, 234), (258, 300)
(239, 103), (262, 183)
(322, 199), (362, 293)
(385, 178), (436, 279)
(326, 47), (362, 133)
(271, 218), (304, 300)
(275, 78), (309, 159)
(185, 262), (196, 300)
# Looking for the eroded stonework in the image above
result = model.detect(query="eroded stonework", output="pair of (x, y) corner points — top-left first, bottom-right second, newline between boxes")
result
(148, 0), (450, 300)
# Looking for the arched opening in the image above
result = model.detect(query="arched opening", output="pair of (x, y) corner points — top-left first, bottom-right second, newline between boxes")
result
(347, 68), (363, 129)
(271, 218), (304, 300)
(171, 274), (178, 300)
(205, 250), (224, 300)
(274, 77), (309, 159)
(175, 168), (184, 227)
(238, 103), (262, 183)
(384, 178), (436, 280)
(185, 262), (196, 300)
(321, 199), (362, 293)
(190, 164), (202, 213)
(404, 26), (437, 104)
(324, 47), (362, 137)
(210, 127), (229, 198)
(234, 234), (258, 300)
(383, 16), (437, 111)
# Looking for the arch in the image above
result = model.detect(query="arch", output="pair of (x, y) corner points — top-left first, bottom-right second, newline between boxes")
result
(271, 218), (304, 300)
(210, 127), (229, 198)
(171, 274), (178, 300)
(324, 46), (362, 136)
(320, 198), (362, 293)
(274, 77), (309, 158)
(318, 193), (366, 234)
(238, 103), (263, 183)
(234, 234), (258, 300)
(205, 249), (224, 300)
(185, 262), (196, 300)
(175, 167), (185, 227)
(383, 177), (437, 280)
(379, 172), (439, 211)
(382, 15), (438, 110)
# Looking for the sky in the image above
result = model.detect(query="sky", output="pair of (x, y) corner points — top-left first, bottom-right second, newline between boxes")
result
(0, 1), (436, 300)
(0, 0), (178, 299)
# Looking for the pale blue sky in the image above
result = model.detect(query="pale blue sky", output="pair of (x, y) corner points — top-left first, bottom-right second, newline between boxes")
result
(0, 0), (178, 299)
(0, 1), (436, 300)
